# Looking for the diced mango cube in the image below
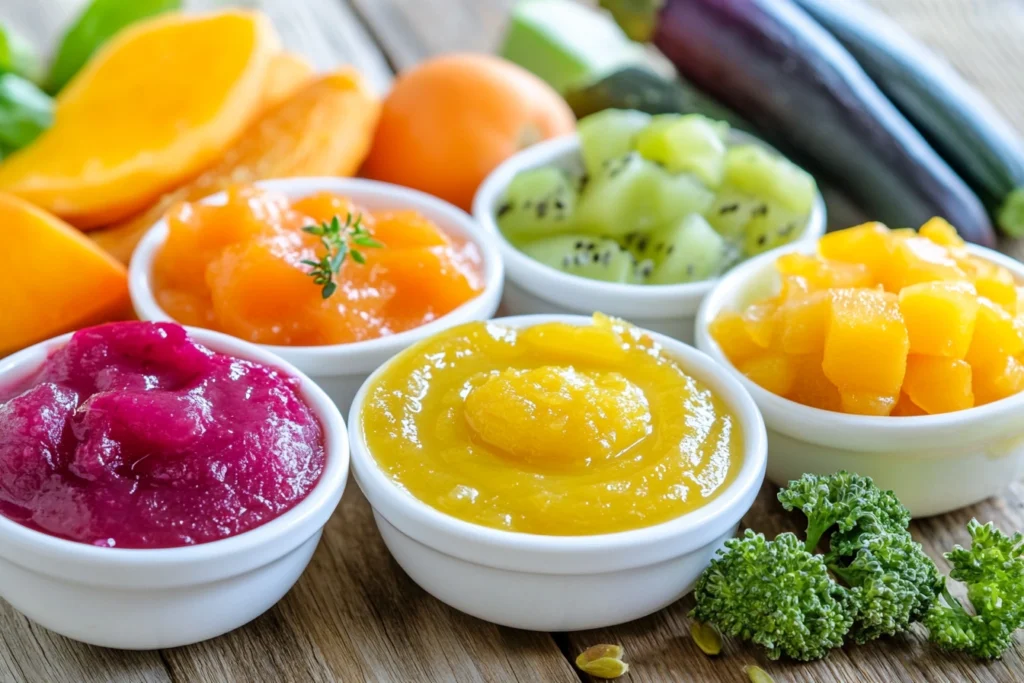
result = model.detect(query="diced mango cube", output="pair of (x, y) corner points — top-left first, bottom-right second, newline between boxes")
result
(776, 252), (872, 290)
(817, 221), (891, 275)
(891, 393), (927, 417)
(787, 354), (841, 411)
(741, 300), (778, 349)
(971, 260), (1017, 312)
(973, 353), (1024, 406)
(738, 353), (797, 396)
(918, 217), (964, 248)
(903, 355), (974, 414)
(823, 288), (909, 394)
(839, 390), (898, 416)
(779, 274), (812, 301)
(778, 290), (830, 355)
(709, 310), (762, 363)
(965, 297), (1024, 371)
(898, 281), (978, 359)
(879, 236), (965, 293)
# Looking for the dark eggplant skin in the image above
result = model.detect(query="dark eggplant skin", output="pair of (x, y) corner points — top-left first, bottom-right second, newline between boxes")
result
(603, 0), (996, 246)
(793, 0), (1024, 237)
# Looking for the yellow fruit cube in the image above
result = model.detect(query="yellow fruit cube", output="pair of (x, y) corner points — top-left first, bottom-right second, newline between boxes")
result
(839, 390), (898, 416)
(741, 300), (778, 349)
(823, 288), (909, 394)
(903, 355), (974, 414)
(787, 354), (841, 411)
(898, 281), (978, 359)
(817, 222), (891, 275)
(779, 274), (812, 301)
(891, 393), (927, 417)
(964, 297), (1024, 371)
(971, 260), (1017, 312)
(709, 310), (762, 363)
(738, 353), (797, 396)
(918, 217), (964, 248)
(776, 252), (873, 290)
(973, 353), (1024, 406)
(879, 236), (965, 293)
(778, 290), (830, 355)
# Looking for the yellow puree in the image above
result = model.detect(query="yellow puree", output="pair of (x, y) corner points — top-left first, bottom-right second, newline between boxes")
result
(362, 314), (743, 535)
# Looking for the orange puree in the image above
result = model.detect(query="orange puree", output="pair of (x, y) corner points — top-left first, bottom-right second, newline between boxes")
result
(152, 185), (484, 345)
(362, 314), (743, 535)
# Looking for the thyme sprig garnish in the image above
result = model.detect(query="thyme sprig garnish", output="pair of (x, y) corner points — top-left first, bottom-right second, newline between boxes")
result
(301, 213), (381, 299)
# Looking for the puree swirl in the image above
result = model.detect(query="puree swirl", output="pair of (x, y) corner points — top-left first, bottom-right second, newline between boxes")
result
(362, 315), (742, 535)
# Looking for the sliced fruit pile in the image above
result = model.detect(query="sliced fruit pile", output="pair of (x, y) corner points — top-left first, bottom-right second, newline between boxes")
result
(711, 218), (1024, 415)
(495, 109), (817, 285)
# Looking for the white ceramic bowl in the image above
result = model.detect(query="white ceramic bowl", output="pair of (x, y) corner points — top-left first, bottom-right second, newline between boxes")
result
(130, 177), (504, 413)
(0, 326), (349, 649)
(695, 242), (1024, 517)
(348, 314), (767, 631)
(472, 133), (826, 343)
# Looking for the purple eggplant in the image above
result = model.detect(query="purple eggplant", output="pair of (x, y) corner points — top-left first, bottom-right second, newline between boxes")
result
(600, 0), (996, 246)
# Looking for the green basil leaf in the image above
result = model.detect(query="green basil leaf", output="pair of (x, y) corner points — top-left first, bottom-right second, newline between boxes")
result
(46, 0), (182, 94)
(0, 73), (53, 151)
(0, 23), (42, 82)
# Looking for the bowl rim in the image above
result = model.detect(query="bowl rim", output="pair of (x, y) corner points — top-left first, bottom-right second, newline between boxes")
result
(348, 313), (767, 575)
(0, 324), (349, 588)
(471, 132), (827, 318)
(694, 240), (1024, 451)
(129, 177), (505, 376)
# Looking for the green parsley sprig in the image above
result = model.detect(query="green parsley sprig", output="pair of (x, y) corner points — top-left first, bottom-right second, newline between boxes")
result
(301, 213), (381, 299)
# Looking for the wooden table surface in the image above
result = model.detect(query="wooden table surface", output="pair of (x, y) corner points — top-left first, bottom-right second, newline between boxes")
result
(2, 1), (1023, 682)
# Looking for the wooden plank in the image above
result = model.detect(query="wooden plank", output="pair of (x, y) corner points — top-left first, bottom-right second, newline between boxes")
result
(564, 480), (1024, 683)
(160, 487), (580, 683)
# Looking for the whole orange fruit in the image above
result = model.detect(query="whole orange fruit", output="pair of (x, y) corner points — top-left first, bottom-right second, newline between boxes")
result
(363, 53), (575, 210)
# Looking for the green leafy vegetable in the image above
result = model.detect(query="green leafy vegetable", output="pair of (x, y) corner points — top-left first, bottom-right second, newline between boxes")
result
(0, 23), (41, 82)
(0, 73), (53, 158)
(46, 0), (182, 94)
(925, 520), (1024, 659)
(692, 530), (853, 661)
(301, 213), (381, 299)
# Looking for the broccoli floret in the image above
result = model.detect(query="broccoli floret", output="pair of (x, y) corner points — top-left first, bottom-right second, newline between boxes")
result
(925, 520), (1024, 659)
(777, 471), (910, 551)
(692, 530), (854, 661)
(829, 529), (943, 643)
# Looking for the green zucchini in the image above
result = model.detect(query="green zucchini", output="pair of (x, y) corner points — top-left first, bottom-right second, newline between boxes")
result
(794, 0), (1024, 236)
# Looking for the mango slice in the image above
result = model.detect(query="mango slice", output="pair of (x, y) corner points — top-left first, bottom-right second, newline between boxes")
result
(0, 192), (128, 355)
(93, 68), (380, 264)
(0, 11), (279, 227)
(823, 288), (908, 395)
(898, 281), (978, 359)
(903, 356), (974, 414)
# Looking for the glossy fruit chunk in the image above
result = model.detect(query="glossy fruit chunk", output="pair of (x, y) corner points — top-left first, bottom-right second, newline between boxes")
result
(817, 221), (891, 275)
(839, 391), (898, 416)
(787, 354), (840, 412)
(879, 236), (965, 292)
(972, 354), (1024, 406)
(709, 311), (761, 364)
(738, 353), (796, 396)
(823, 288), (908, 395)
(964, 297), (1024, 370)
(776, 253), (872, 290)
(777, 290), (829, 355)
(891, 393), (927, 417)
(0, 192), (129, 355)
(92, 68), (380, 264)
(898, 281), (978, 359)
(0, 11), (278, 227)
(903, 356), (974, 414)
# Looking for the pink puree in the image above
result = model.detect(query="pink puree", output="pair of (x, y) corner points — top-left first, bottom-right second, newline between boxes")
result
(0, 322), (325, 549)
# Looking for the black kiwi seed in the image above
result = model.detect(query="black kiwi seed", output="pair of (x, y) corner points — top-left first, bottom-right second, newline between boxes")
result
(623, 232), (636, 245)
(667, 246), (675, 255)
(753, 204), (769, 217)
(719, 203), (740, 215)
(757, 234), (768, 246)
(586, 242), (597, 251)
(592, 252), (601, 263)
(496, 202), (512, 217)
(655, 242), (664, 253)
(575, 241), (584, 250)
(536, 202), (548, 218)
(636, 237), (648, 252)
(554, 200), (565, 210)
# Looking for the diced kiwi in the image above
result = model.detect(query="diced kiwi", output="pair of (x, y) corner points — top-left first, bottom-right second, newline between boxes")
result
(575, 152), (714, 237)
(634, 114), (728, 188)
(704, 187), (808, 257)
(520, 233), (633, 283)
(496, 167), (577, 242)
(577, 109), (651, 177)
(723, 144), (816, 215)
(621, 214), (729, 284)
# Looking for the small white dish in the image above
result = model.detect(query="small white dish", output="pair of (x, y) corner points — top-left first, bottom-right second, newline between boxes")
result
(130, 177), (504, 413)
(348, 314), (767, 631)
(0, 326), (349, 650)
(695, 242), (1024, 517)
(472, 133), (826, 343)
